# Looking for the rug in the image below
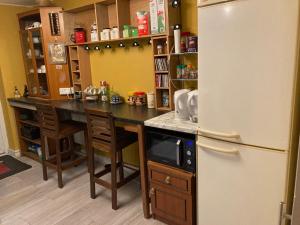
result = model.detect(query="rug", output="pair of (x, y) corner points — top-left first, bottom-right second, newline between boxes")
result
(0, 155), (32, 180)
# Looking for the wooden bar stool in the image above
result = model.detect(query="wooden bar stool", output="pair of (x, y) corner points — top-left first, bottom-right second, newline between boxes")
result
(85, 108), (140, 210)
(36, 101), (88, 188)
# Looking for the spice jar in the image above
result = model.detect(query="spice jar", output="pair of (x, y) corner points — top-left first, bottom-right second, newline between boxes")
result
(134, 92), (146, 106)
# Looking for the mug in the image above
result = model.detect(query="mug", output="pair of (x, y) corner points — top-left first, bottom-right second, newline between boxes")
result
(32, 37), (39, 43)
(37, 68), (42, 73)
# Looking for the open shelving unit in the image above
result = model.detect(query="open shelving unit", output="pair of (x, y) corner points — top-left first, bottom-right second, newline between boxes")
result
(63, 0), (181, 110)
(68, 46), (92, 93)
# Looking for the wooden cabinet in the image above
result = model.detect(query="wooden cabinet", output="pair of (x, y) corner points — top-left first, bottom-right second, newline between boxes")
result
(148, 161), (196, 225)
(18, 8), (72, 99)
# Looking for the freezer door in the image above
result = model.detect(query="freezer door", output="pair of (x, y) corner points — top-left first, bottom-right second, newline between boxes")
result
(197, 136), (288, 225)
(198, 0), (299, 150)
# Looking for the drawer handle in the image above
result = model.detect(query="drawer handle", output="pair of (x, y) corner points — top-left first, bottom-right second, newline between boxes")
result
(165, 176), (171, 184)
(149, 188), (155, 198)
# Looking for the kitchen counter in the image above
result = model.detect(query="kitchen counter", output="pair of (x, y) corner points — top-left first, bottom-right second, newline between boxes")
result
(8, 98), (165, 125)
(144, 111), (198, 134)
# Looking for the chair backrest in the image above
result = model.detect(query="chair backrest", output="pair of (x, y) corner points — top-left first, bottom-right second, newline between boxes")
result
(35, 101), (59, 135)
(85, 108), (116, 153)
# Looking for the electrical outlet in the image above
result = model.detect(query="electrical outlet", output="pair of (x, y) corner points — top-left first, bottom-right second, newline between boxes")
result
(59, 87), (74, 95)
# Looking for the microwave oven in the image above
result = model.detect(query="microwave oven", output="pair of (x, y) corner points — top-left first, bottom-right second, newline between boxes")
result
(146, 127), (196, 173)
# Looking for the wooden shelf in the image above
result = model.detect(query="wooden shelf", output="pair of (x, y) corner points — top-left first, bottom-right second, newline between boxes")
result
(156, 87), (169, 89)
(19, 120), (40, 127)
(154, 54), (169, 57)
(72, 70), (80, 73)
(21, 136), (41, 145)
(67, 34), (165, 46)
(22, 151), (41, 162)
(155, 71), (169, 74)
(171, 79), (198, 81)
(171, 52), (198, 56)
(157, 107), (171, 111)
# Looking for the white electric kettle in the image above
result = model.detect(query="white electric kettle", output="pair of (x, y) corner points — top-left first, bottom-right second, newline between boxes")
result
(187, 89), (198, 123)
(174, 89), (190, 120)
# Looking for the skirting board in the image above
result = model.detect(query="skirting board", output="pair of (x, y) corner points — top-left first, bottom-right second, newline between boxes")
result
(8, 148), (21, 157)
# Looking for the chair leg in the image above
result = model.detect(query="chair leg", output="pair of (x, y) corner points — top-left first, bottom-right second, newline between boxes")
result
(117, 151), (124, 182)
(41, 135), (48, 181)
(55, 139), (63, 189)
(89, 145), (96, 199)
(111, 151), (118, 210)
(84, 128), (90, 172)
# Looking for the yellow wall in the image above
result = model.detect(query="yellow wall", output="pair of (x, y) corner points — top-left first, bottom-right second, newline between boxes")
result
(2, 1), (197, 162)
(0, 5), (29, 151)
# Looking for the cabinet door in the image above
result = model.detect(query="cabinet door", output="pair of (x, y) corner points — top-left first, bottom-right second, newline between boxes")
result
(198, 0), (236, 7)
(197, 136), (288, 225)
(150, 183), (194, 225)
(20, 30), (39, 96)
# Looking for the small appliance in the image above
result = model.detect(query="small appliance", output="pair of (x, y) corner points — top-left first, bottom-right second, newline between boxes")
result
(187, 89), (198, 123)
(146, 127), (196, 173)
(174, 89), (190, 120)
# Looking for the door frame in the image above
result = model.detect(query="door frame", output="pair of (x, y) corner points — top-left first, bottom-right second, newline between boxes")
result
(0, 101), (8, 154)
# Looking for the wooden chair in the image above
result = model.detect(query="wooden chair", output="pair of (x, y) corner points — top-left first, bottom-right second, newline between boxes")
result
(36, 101), (88, 188)
(85, 108), (140, 210)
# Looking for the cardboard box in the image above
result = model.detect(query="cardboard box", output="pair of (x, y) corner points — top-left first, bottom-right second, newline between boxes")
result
(157, 0), (166, 33)
(150, 0), (159, 34)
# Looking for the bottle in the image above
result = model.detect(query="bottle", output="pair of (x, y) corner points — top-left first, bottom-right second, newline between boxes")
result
(14, 86), (21, 98)
(91, 22), (99, 42)
(174, 24), (181, 54)
(23, 85), (29, 97)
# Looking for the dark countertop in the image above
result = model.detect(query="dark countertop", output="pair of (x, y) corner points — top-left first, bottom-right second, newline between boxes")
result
(8, 97), (165, 125)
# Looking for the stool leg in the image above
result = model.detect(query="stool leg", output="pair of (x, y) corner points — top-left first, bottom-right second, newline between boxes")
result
(41, 135), (48, 181)
(89, 145), (96, 199)
(117, 151), (124, 182)
(84, 128), (90, 172)
(111, 151), (118, 210)
(56, 139), (63, 188)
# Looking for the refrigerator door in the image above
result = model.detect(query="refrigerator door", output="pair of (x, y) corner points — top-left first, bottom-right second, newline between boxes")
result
(198, 0), (299, 150)
(198, 0), (236, 7)
(291, 139), (300, 224)
(197, 136), (288, 225)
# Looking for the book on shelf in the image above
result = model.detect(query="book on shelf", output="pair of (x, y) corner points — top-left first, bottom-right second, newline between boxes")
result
(154, 58), (168, 72)
(156, 74), (169, 88)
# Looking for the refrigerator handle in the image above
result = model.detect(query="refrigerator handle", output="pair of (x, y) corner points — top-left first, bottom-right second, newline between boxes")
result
(197, 142), (239, 154)
(279, 202), (292, 225)
(198, 128), (240, 139)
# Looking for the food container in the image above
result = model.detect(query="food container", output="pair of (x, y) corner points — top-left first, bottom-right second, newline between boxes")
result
(123, 25), (131, 38)
(134, 92), (146, 106)
(128, 95), (136, 105)
(181, 32), (190, 53)
(136, 11), (150, 36)
(101, 28), (110, 40)
(157, 44), (163, 55)
(110, 27), (119, 40)
(187, 36), (198, 52)
(147, 92), (155, 108)
(131, 27), (138, 37)
(162, 91), (169, 107)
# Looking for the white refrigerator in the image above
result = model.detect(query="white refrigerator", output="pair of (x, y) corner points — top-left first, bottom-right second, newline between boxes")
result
(197, 0), (300, 225)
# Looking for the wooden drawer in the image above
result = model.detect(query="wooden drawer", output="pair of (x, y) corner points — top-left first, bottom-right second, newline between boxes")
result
(148, 161), (194, 194)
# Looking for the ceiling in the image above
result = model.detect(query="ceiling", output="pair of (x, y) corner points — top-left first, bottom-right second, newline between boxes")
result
(0, 0), (53, 7)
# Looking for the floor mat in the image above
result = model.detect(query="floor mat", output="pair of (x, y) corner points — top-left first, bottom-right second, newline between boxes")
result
(0, 155), (32, 180)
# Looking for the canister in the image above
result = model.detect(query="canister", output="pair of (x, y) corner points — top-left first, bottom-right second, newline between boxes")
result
(147, 92), (155, 108)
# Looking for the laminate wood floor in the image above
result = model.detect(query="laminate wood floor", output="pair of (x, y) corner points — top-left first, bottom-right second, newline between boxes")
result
(0, 156), (163, 225)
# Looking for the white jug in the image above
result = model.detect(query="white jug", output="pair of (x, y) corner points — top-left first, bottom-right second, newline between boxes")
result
(174, 89), (190, 120)
(187, 90), (198, 123)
